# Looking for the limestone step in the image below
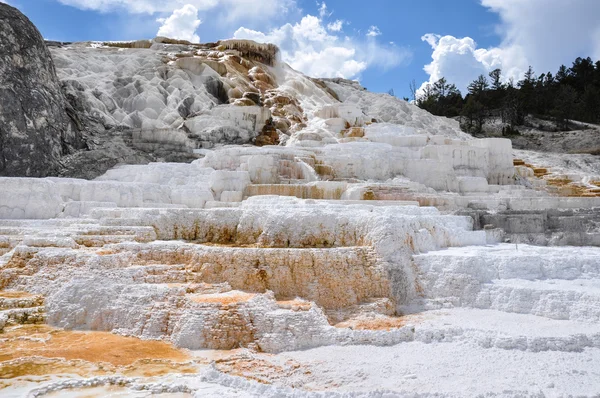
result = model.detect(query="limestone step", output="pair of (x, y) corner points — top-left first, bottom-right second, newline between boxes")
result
(0, 291), (46, 331)
(473, 278), (600, 322)
(73, 235), (146, 247)
(100, 218), (155, 227)
(0, 306), (46, 330)
(0, 291), (44, 310)
(414, 244), (600, 282)
(69, 226), (157, 245)
(412, 308), (600, 353)
(0, 219), (97, 227)
(414, 245), (600, 321)
(129, 264), (193, 284)
(505, 231), (600, 247)
(74, 225), (157, 237)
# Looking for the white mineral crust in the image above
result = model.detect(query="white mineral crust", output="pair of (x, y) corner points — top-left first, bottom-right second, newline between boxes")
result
(1, 38), (600, 398)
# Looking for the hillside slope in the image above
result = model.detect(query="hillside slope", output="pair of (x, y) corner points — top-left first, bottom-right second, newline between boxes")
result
(45, 37), (466, 178)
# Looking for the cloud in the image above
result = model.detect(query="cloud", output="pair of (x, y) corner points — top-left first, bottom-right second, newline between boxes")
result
(366, 26), (381, 38)
(419, 0), (600, 95)
(482, 0), (600, 68)
(57, 0), (295, 24)
(156, 4), (201, 42)
(233, 13), (411, 79)
(419, 34), (512, 94)
(327, 19), (343, 32)
(317, 1), (331, 18)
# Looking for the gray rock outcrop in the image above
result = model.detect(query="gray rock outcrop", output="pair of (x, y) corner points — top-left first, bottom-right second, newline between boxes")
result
(0, 3), (83, 176)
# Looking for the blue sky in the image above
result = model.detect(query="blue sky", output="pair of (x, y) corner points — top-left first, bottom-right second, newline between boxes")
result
(5, 0), (600, 98)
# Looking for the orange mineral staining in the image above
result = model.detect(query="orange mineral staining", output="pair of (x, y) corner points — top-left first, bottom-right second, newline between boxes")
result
(189, 291), (256, 305)
(0, 325), (189, 367)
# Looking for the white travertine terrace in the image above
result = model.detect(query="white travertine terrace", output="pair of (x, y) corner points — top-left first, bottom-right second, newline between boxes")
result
(2, 38), (600, 397)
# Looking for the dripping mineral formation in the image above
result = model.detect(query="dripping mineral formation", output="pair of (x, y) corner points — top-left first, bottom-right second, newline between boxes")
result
(2, 3), (600, 397)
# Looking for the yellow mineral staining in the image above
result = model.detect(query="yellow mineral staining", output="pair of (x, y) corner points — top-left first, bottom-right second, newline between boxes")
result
(334, 313), (423, 331)
(188, 247), (387, 310)
(249, 67), (275, 88)
(197, 242), (261, 248)
(163, 38), (303, 137)
(545, 177), (593, 196)
(132, 248), (194, 266)
(43, 386), (174, 397)
(173, 52), (195, 59)
(515, 159), (548, 178)
(263, 90), (306, 131)
(0, 291), (36, 299)
(119, 359), (199, 378)
(213, 353), (307, 385)
(309, 78), (340, 101)
(234, 97), (257, 107)
(1, 252), (36, 283)
(154, 37), (194, 45)
(276, 299), (312, 311)
(546, 177), (573, 186)
(342, 127), (365, 138)
(0, 357), (107, 380)
(104, 40), (152, 49)
(96, 248), (117, 256)
(314, 162), (335, 180)
(515, 158), (600, 197)
(189, 291), (256, 305)
(255, 118), (280, 146)
(362, 190), (376, 200)
(244, 184), (345, 200)
(197, 307), (257, 351)
(334, 316), (407, 331)
(0, 325), (190, 367)
(217, 40), (279, 67)
(0, 323), (199, 391)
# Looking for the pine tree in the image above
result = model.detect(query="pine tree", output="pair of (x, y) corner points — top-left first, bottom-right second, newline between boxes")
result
(412, 55), (600, 128)
(518, 66), (536, 115)
(468, 75), (489, 96)
(461, 96), (485, 133)
(489, 69), (503, 91)
(552, 85), (578, 130)
(556, 65), (569, 83)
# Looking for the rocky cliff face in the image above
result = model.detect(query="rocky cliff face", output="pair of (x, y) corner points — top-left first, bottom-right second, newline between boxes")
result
(0, 3), (83, 177)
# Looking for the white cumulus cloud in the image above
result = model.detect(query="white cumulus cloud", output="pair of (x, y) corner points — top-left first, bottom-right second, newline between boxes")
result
(482, 0), (600, 67)
(419, 0), (600, 95)
(366, 26), (381, 38)
(419, 34), (514, 95)
(233, 13), (410, 79)
(327, 19), (343, 32)
(156, 4), (201, 42)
